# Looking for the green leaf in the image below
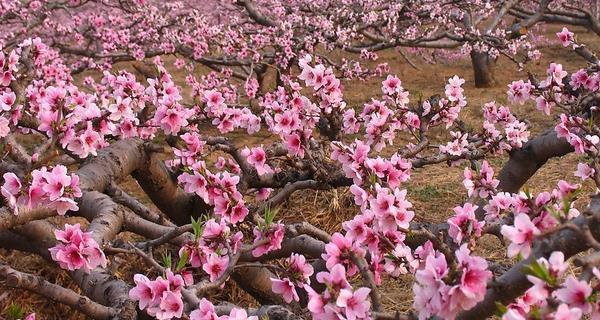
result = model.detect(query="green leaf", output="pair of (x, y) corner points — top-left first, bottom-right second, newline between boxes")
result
(191, 217), (202, 239)
(474, 161), (481, 174)
(522, 187), (532, 200)
(176, 250), (189, 272)
(6, 303), (24, 320)
(529, 306), (542, 319)
(547, 205), (561, 220)
(162, 251), (172, 269)
(494, 301), (508, 317)
(369, 174), (377, 186)
(264, 205), (278, 226)
(522, 259), (554, 285)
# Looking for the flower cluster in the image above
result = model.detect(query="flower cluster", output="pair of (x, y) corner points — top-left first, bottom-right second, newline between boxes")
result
(130, 270), (191, 320)
(0, 46), (19, 137)
(179, 168), (248, 225)
(2, 165), (81, 215)
(304, 264), (372, 320)
(341, 74), (418, 151)
(241, 146), (273, 176)
(179, 219), (242, 281)
(252, 222), (285, 257)
(462, 160), (499, 199)
(190, 298), (258, 320)
(202, 89), (260, 134)
(502, 252), (600, 320)
(332, 140), (411, 188)
(270, 253), (314, 303)
(49, 223), (107, 273)
(499, 180), (580, 258)
(413, 244), (492, 320)
(447, 203), (484, 245)
(481, 102), (529, 151)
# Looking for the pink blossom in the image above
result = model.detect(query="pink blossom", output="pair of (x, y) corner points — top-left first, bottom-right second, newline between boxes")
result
(2, 172), (21, 196)
(336, 288), (371, 320)
(507, 80), (532, 105)
(445, 76), (466, 103)
(502, 308), (525, 320)
(286, 253), (314, 285)
(251, 223), (285, 257)
(463, 161), (499, 198)
(49, 223), (107, 273)
(0, 90), (15, 111)
(382, 75), (402, 95)
(543, 251), (568, 278)
(484, 192), (514, 221)
(322, 233), (362, 275)
(52, 197), (79, 216)
(553, 304), (582, 320)
(245, 78), (259, 98)
(343, 214), (371, 243)
(369, 188), (395, 218)
(204, 90), (225, 110)
(535, 96), (551, 115)
(384, 244), (415, 277)
(273, 110), (300, 134)
(570, 69), (595, 90)
(173, 58), (186, 69)
(227, 308), (258, 320)
(413, 251), (449, 319)
(505, 121), (530, 149)
(202, 253), (229, 282)
(152, 290), (183, 320)
(501, 213), (540, 258)
(548, 63), (568, 84)
(556, 27), (574, 47)
(67, 122), (103, 158)
(229, 202), (249, 224)
(285, 132), (304, 158)
(554, 276), (592, 312)
(245, 147), (272, 176)
(271, 278), (299, 303)
(42, 165), (71, 201)
(448, 245), (492, 312)
(575, 163), (594, 180)
(178, 172), (208, 201)
(129, 274), (154, 310)
(316, 264), (351, 292)
(557, 180), (579, 198)
(107, 96), (134, 121)
(447, 203), (484, 244)
(160, 107), (189, 134)
(0, 71), (14, 86)
(343, 109), (360, 134)
(0, 116), (10, 138)
(190, 298), (219, 320)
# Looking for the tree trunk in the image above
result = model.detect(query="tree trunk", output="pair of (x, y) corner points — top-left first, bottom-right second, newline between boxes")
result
(470, 51), (495, 88)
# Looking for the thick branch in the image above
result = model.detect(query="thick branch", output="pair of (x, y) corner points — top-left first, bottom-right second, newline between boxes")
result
(497, 129), (573, 193)
(132, 151), (209, 225)
(0, 264), (118, 320)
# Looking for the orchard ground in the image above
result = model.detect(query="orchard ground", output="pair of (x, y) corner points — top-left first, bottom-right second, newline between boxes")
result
(1, 25), (599, 319)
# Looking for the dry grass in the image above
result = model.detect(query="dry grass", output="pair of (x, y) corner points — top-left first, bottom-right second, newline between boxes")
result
(2, 25), (600, 319)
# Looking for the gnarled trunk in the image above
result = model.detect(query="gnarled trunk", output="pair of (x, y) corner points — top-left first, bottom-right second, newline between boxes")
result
(470, 51), (495, 88)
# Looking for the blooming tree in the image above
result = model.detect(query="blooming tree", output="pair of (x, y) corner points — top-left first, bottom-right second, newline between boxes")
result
(0, 1), (600, 320)
(3, 0), (598, 91)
